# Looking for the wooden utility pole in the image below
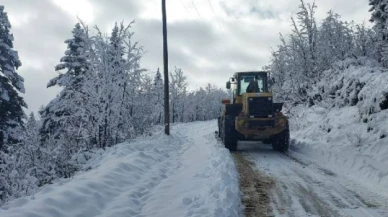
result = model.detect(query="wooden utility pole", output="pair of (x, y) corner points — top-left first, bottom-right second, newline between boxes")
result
(162, 0), (170, 135)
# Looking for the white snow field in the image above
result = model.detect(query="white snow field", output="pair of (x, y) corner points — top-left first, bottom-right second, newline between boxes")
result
(0, 121), (241, 217)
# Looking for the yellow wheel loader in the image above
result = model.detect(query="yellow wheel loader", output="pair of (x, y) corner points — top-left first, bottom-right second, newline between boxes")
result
(218, 71), (289, 152)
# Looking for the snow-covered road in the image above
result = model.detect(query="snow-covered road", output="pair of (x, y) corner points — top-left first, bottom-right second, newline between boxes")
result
(238, 142), (388, 217)
(0, 121), (241, 217)
(2, 119), (388, 217)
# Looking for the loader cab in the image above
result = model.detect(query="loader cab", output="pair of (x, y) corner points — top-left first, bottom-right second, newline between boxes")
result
(226, 71), (269, 103)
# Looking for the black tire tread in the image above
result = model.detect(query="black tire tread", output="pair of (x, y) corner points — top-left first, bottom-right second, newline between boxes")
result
(272, 128), (290, 152)
(222, 115), (238, 151)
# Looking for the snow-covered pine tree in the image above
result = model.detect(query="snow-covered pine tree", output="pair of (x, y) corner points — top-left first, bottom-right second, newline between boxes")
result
(369, 0), (388, 66)
(40, 22), (90, 146)
(9, 112), (41, 199)
(0, 7), (29, 202)
(0, 5), (26, 151)
(49, 23), (90, 89)
(39, 22), (91, 178)
(152, 69), (164, 124)
(353, 23), (376, 59)
(22, 112), (53, 186)
(0, 7), (33, 203)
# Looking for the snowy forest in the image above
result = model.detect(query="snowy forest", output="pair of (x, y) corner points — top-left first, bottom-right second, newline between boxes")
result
(0, 6), (227, 203)
(1, 0), (388, 207)
(268, 1), (388, 114)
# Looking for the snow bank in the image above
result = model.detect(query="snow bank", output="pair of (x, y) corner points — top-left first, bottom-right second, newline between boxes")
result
(291, 106), (388, 192)
(0, 121), (241, 217)
(311, 58), (388, 115)
(290, 60), (388, 197)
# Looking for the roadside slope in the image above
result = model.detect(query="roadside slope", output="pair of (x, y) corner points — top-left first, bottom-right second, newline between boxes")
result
(0, 121), (241, 217)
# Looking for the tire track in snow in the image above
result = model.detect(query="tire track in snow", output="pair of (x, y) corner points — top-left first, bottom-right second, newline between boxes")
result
(232, 153), (274, 217)
(236, 142), (388, 217)
(285, 150), (388, 211)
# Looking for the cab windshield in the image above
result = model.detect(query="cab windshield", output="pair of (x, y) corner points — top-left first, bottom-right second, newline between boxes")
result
(239, 75), (265, 95)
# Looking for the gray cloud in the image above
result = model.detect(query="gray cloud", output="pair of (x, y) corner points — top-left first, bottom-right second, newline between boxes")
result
(220, 1), (277, 20)
(1, 0), (373, 113)
(89, 0), (144, 32)
(132, 17), (274, 89)
(315, 0), (370, 23)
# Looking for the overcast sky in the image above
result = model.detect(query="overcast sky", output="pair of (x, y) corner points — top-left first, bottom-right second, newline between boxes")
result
(2, 0), (370, 113)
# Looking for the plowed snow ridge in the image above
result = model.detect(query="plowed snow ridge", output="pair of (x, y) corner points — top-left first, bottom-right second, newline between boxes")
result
(0, 121), (241, 217)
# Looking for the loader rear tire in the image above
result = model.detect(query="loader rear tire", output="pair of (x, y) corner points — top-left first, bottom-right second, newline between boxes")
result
(222, 115), (238, 151)
(272, 128), (289, 152)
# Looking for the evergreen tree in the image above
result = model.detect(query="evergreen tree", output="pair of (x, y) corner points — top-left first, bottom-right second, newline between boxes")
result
(0, 5), (26, 151)
(40, 22), (90, 146)
(353, 23), (375, 58)
(22, 112), (53, 186)
(48, 23), (90, 89)
(39, 22), (91, 178)
(369, 0), (388, 65)
(152, 69), (164, 124)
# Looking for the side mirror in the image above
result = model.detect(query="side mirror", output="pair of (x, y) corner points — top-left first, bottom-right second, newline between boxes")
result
(221, 98), (231, 104)
(226, 81), (231, 89)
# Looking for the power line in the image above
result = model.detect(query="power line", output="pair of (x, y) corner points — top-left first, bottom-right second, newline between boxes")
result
(189, 0), (224, 59)
(207, 0), (224, 32)
(191, 0), (204, 21)
(204, 0), (230, 56)
(180, 0), (192, 16)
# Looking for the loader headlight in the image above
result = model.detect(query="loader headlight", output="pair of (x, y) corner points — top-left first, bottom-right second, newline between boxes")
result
(277, 119), (285, 126)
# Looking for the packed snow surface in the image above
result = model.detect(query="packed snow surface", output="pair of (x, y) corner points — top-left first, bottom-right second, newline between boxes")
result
(0, 121), (241, 217)
(239, 142), (388, 217)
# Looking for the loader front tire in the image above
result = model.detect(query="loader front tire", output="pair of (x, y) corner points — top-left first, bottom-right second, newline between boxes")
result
(222, 115), (238, 151)
(272, 128), (289, 152)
